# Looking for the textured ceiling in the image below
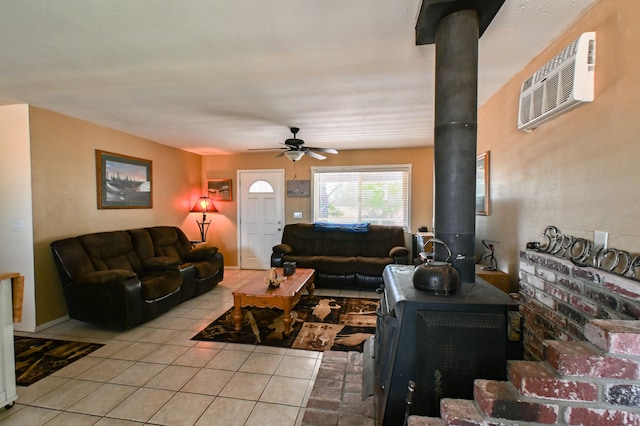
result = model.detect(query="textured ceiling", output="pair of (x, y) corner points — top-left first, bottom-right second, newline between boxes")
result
(0, 0), (597, 155)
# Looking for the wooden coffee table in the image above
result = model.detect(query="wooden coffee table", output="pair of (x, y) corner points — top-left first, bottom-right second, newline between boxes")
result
(232, 268), (315, 335)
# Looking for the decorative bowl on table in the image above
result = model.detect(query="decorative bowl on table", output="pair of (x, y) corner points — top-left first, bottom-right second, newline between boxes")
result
(265, 267), (286, 288)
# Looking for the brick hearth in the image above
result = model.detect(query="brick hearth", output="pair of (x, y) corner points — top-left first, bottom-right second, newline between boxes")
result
(302, 351), (376, 426)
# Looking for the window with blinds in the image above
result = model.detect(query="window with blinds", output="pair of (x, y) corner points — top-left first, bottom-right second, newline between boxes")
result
(311, 165), (411, 231)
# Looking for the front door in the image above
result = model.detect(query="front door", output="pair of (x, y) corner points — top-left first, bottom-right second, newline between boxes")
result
(238, 169), (285, 269)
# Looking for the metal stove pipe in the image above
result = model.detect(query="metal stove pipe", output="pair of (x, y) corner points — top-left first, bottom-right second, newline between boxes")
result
(416, 0), (505, 284)
(433, 10), (478, 284)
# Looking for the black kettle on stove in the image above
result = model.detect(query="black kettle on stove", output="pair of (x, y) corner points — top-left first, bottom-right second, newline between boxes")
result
(412, 238), (460, 295)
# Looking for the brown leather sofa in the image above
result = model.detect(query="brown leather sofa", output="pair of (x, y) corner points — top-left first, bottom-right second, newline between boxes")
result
(271, 223), (409, 290)
(50, 226), (224, 329)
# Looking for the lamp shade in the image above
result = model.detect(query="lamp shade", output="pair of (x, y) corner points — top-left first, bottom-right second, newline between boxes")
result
(191, 196), (218, 213)
(284, 150), (305, 162)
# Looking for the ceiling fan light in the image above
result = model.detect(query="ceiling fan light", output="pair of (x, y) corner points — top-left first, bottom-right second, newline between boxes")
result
(284, 151), (305, 162)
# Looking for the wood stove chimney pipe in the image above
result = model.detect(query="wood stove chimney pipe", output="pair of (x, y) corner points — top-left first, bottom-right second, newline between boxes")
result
(416, 0), (505, 284)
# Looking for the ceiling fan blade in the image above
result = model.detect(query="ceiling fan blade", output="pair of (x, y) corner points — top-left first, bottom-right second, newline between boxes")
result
(307, 147), (338, 154)
(306, 150), (327, 160)
(248, 147), (287, 151)
(274, 151), (286, 158)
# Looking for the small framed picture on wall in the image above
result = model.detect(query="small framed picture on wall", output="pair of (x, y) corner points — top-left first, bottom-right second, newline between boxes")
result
(287, 180), (310, 197)
(208, 179), (233, 201)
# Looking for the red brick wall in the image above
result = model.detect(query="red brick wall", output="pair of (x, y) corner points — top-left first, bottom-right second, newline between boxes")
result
(518, 250), (640, 360)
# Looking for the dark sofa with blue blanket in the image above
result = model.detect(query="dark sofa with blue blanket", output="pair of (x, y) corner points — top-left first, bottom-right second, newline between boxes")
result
(271, 223), (409, 289)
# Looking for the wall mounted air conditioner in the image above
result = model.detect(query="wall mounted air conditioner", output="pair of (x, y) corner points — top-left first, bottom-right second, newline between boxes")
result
(518, 32), (596, 131)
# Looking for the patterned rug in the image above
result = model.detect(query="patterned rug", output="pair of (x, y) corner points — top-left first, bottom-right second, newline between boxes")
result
(192, 296), (378, 352)
(14, 336), (104, 386)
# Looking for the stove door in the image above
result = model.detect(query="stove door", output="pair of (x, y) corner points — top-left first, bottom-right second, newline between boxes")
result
(415, 310), (507, 416)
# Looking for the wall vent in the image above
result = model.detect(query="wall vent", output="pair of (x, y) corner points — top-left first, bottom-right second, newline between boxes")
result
(518, 32), (596, 131)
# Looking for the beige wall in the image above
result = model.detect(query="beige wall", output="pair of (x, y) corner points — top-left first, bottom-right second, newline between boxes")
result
(477, 0), (640, 287)
(0, 105), (37, 332)
(29, 107), (203, 327)
(201, 147), (434, 266)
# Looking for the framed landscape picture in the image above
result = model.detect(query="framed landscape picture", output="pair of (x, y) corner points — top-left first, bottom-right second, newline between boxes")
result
(476, 151), (490, 215)
(208, 179), (233, 201)
(96, 150), (152, 209)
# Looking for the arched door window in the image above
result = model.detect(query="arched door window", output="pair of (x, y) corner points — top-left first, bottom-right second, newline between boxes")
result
(249, 180), (274, 193)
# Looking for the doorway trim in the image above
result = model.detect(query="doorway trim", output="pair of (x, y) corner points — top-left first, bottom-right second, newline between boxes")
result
(236, 168), (285, 269)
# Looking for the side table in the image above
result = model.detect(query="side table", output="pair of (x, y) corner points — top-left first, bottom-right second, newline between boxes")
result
(475, 265), (510, 293)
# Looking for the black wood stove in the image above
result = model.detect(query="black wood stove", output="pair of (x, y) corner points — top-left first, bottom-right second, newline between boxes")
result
(365, 1), (512, 422)
(366, 265), (514, 425)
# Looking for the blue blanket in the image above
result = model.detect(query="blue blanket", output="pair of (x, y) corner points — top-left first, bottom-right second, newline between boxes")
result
(313, 222), (370, 233)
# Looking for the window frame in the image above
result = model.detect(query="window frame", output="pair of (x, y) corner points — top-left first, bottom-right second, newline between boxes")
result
(311, 164), (412, 232)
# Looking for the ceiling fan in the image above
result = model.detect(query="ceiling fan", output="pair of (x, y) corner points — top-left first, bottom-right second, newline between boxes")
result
(250, 127), (338, 162)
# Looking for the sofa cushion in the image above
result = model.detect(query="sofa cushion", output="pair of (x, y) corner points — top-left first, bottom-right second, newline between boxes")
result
(354, 256), (395, 276)
(193, 256), (222, 280)
(142, 256), (182, 270)
(128, 228), (156, 260)
(78, 231), (144, 274)
(309, 256), (356, 275)
(323, 231), (359, 256)
(146, 226), (192, 259)
(146, 226), (224, 289)
(139, 270), (182, 300)
(288, 224), (324, 255)
(359, 226), (404, 257)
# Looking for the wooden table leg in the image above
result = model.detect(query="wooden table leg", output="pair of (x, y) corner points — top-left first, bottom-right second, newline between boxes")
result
(283, 301), (292, 335)
(307, 276), (315, 297)
(233, 295), (243, 331)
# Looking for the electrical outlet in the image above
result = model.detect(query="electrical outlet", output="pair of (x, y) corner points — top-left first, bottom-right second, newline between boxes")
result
(293, 212), (302, 219)
(594, 230), (608, 249)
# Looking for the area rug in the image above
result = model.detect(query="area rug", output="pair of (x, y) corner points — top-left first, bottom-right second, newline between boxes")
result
(14, 336), (104, 386)
(192, 296), (378, 352)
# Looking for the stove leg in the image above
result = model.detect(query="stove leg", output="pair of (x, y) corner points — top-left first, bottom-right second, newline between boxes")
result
(403, 380), (416, 425)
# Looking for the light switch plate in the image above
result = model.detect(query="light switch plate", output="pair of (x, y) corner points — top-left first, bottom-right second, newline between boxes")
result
(293, 212), (302, 219)
(12, 219), (24, 232)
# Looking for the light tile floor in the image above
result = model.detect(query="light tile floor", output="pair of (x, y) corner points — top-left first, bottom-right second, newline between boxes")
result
(0, 269), (376, 426)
